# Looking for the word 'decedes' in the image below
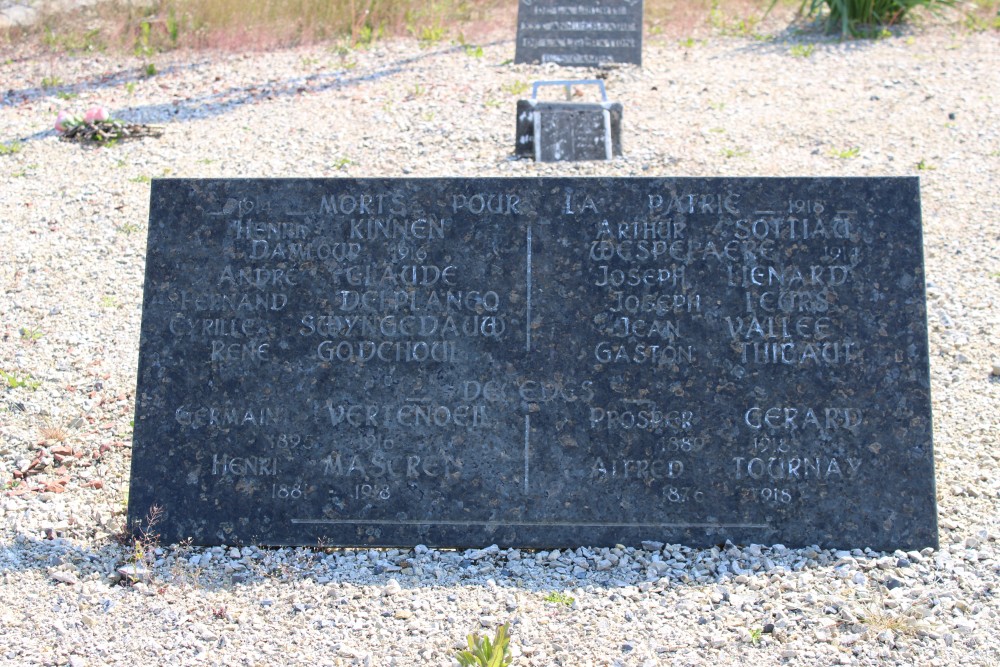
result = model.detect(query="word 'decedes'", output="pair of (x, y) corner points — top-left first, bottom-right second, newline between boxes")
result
(129, 177), (936, 551)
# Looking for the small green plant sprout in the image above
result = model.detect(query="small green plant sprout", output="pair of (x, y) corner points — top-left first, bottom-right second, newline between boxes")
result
(830, 146), (860, 159)
(543, 590), (575, 606)
(708, 0), (763, 37)
(503, 80), (530, 96)
(135, 20), (154, 58)
(409, 83), (426, 98)
(721, 146), (750, 158)
(330, 157), (352, 170)
(0, 141), (22, 156)
(790, 43), (815, 57)
(916, 159), (936, 170)
(56, 91), (78, 100)
(125, 81), (137, 95)
(144, 62), (157, 77)
(117, 222), (141, 235)
(130, 174), (152, 183)
(678, 36), (699, 48)
(100, 295), (119, 309)
(353, 22), (383, 48)
(41, 75), (63, 89)
(455, 623), (513, 667)
(418, 24), (446, 47)
(166, 9), (180, 45)
(1, 370), (40, 390)
(19, 326), (43, 342)
(749, 627), (763, 645)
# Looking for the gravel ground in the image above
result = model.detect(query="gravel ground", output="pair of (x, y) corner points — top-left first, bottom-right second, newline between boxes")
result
(1, 20), (999, 667)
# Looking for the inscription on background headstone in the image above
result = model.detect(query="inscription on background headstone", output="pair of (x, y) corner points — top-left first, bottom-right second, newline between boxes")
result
(515, 81), (623, 162)
(515, 0), (643, 67)
(129, 177), (937, 551)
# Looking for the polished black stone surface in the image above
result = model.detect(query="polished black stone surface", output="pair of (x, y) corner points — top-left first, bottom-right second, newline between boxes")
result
(514, 0), (643, 67)
(129, 178), (936, 551)
(515, 100), (623, 161)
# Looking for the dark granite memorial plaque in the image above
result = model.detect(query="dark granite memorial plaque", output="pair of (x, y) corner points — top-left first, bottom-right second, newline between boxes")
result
(129, 177), (936, 551)
(515, 99), (623, 161)
(515, 0), (643, 67)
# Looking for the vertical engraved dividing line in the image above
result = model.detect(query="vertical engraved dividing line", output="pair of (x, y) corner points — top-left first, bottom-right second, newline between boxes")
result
(526, 223), (533, 352)
(603, 109), (612, 160)
(524, 415), (530, 493)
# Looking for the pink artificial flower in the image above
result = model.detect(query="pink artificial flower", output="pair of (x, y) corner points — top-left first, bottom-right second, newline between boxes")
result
(83, 105), (110, 122)
(55, 109), (80, 133)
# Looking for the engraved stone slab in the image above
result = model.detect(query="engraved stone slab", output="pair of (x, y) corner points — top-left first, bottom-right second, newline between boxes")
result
(515, 100), (624, 161)
(129, 177), (936, 551)
(515, 0), (643, 67)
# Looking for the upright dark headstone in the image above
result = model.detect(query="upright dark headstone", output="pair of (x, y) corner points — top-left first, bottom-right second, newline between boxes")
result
(515, 0), (643, 67)
(129, 177), (936, 551)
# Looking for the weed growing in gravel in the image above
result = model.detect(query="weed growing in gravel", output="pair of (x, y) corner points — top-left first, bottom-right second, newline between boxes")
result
(354, 23), (383, 48)
(117, 222), (141, 235)
(100, 295), (120, 309)
(455, 623), (513, 667)
(790, 43), (815, 57)
(503, 80), (530, 96)
(130, 174), (151, 183)
(721, 146), (750, 158)
(1, 370), (40, 390)
(461, 37), (485, 58)
(543, 590), (574, 606)
(43, 26), (106, 54)
(0, 141), (23, 155)
(748, 627), (763, 645)
(19, 326), (44, 342)
(120, 504), (164, 583)
(916, 159), (936, 170)
(709, 0), (765, 38)
(144, 62), (158, 77)
(416, 24), (446, 47)
(830, 146), (860, 159)
(41, 75), (63, 89)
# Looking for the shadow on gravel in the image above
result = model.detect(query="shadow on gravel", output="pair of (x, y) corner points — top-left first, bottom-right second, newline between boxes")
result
(717, 21), (926, 57)
(3, 40), (510, 145)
